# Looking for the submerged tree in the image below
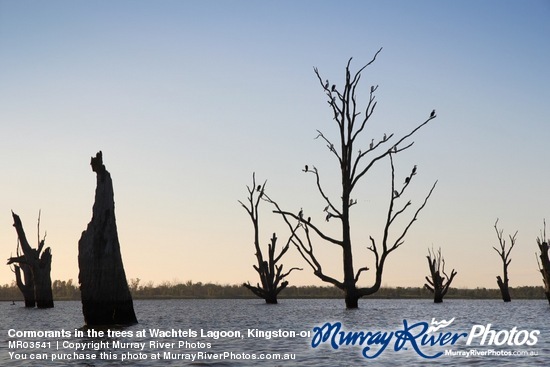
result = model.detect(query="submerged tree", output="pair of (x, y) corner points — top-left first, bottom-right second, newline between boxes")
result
(273, 49), (438, 308)
(492, 219), (517, 302)
(7, 211), (54, 308)
(536, 220), (550, 304)
(424, 247), (457, 303)
(239, 174), (301, 304)
(78, 151), (137, 325)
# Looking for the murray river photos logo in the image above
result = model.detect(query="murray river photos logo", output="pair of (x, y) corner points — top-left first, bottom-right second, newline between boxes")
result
(310, 318), (540, 359)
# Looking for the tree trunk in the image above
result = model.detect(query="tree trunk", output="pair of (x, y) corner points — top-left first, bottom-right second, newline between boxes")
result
(433, 286), (444, 304)
(78, 151), (137, 325)
(345, 288), (359, 309)
(537, 240), (550, 305)
(496, 275), (511, 302)
(34, 248), (54, 308)
(14, 264), (35, 307)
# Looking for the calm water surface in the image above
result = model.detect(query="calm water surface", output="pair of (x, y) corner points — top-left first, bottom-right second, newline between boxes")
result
(1, 299), (549, 366)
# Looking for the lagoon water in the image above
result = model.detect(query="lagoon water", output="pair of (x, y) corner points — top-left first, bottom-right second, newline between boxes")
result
(1, 299), (549, 366)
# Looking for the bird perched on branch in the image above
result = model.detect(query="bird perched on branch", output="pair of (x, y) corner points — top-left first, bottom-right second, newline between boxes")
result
(299, 208), (303, 220)
(331, 84), (336, 92)
(430, 109), (436, 118)
(303, 165), (308, 172)
(257, 185), (261, 192)
(412, 165), (417, 175)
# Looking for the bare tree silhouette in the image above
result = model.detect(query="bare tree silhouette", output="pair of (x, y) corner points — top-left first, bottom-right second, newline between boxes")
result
(536, 220), (550, 304)
(273, 49), (438, 308)
(240, 174), (301, 304)
(78, 151), (137, 325)
(492, 219), (517, 302)
(7, 211), (54, 308)
(424, 247), (457, 303)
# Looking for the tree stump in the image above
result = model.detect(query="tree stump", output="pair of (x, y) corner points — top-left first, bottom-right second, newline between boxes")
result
(78, 151), (137, 325)
(7, 212), (54, 308)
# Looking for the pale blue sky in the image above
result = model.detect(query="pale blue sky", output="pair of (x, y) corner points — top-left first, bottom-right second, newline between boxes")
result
(1, 1), (549, 289)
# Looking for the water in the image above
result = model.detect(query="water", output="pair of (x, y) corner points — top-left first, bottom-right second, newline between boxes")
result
(1, 299), (549, 366)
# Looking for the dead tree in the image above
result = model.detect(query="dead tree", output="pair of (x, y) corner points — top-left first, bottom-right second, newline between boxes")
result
(536, 220), (550, 304)
(7, 211), (54, 308)
(273, 50), (437, 308)
(492, 219), (517, 302)
(424, 247), (457, 303)
(78, 151), (137, 325)
(239, 174), (301, 304)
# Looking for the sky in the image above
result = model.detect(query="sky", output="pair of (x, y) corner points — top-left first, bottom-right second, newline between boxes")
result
(0, 0), (549, 290)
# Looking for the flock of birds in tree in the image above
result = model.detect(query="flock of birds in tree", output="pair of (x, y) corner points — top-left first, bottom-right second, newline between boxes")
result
(296, 109), (435, 223)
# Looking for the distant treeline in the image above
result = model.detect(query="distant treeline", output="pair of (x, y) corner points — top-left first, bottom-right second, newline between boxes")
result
(0, 279), (546, 301)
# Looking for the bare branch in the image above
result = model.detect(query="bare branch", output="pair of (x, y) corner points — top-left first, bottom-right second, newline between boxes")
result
(307, 166), (342, 218)
(273, 209), (342, 246)
(354, 266), (369, 283)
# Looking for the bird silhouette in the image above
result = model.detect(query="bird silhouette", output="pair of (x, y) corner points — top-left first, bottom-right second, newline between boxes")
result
(430, 109), (436, 118)
(257, 185), (261, 192)
(304, 165), (308, 172)
(393, 190), (400, 198)
(325, 213), (332, 222)
(412, 165), (417, 175)
(325, 80), (329, 89)
(405, 177), (410, 184)
(331, 84), (336, 92)
(299, 208), (303, 220)
(307, 217), (311, 223)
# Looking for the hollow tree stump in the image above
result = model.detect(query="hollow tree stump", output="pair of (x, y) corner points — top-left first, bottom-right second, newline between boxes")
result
(78, 151), (137, 325)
